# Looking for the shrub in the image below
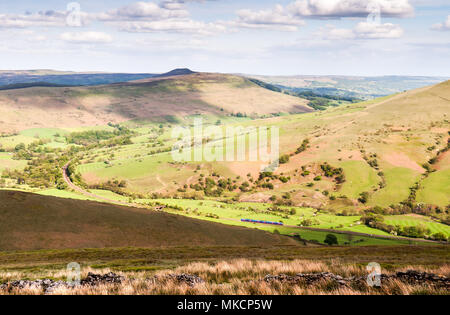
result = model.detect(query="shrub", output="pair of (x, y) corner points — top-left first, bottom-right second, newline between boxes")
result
(295, 139), (310, 154)
(324, 234), (338, 246)
(299, 219), (313, 227)
(358, 192), (369, 204)
(279, 154), (290, 164)
(432, 232), (448, 242)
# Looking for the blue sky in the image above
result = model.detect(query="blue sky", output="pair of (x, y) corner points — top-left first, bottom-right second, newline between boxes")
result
(0, 0), (448, 76)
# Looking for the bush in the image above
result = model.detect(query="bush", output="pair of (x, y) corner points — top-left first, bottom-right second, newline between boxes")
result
(295, 139), (310, 154)
(279, 154), (290, 164)
(358, 192), (369, 204)
(324, 234), (338, 246)
(262, 183), (274, 190)
(432, 232), (448, 242)
(300, 219), (313, 227)
(399, 225), (430, 239)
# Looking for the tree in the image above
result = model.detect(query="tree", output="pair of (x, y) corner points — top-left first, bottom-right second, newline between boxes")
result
(358, 191), (370, 204)
(279, 154), (290, 164)
(14, 143), (26, 152)
(432, 232), (447, 242)
(324, 234), (338, 246)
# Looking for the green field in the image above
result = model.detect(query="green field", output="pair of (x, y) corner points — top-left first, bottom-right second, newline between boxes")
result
(370, 167), (421, 207)
(417, 169), (450, 207)
(37, 189), (97, 201)
(19, 128), (68, 139)
(0, 135), (36, 150)
(384, 215), (450, 237)
(0, 153), (27, 172)
(337, 161), (379, 199)
(139, 199), (439, 245)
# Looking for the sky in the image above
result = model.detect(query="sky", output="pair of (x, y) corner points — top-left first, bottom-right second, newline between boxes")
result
(0, 0), (449, 76)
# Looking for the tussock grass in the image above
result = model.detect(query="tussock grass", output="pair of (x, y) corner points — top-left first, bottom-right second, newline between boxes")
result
(1, 260), (448, 295)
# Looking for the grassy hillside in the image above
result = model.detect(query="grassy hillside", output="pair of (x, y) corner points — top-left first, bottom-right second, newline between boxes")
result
(72, 81), (449, 209)
(0, 72), (311, 133)
(0, 190), (294, 251)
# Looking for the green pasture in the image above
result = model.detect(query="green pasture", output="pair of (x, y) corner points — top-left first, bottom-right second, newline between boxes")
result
(337, 161), (379, 199)
(144, 199), (426, 246)
(384, 215), (450, 237)
(417, 169), (450, 207)
(37, 189), (97, 201)
(0, 135), (36, 150)
(0, 153), (27, 172)
(143, 199), (389, 236)
(370, 167), (421, 207)
(19, 128), (68, 139)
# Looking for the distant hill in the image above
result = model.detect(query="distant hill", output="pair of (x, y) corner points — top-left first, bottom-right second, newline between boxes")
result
(0, 70), (157, 87)
(0, 72), (312, 132)
(0, 190), (294, 251)
(245, 74), (449, 99)
(0, 68), (196, 87)
(155, 68), (196, 78)
(0, 82), (71, 91)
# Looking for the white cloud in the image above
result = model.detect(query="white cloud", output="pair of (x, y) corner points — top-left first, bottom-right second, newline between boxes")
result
(96, 1), (188, 21)
(234, 4), (305, 31)
(117, 19), (226, 35)
(60, 32), (113, 43)
(354, 22), (403, 38)
(96, 1), (227, 35)
(0, 11), (67, 28)
(230, 0), (413, 32)
(319, 25), (355, 39)
(431, 15), (450, 31)
(320, 22), (404, 39)
(32, 35), (47, 41)
(288, 0), (414, 19)
(0, 1), (412, 38)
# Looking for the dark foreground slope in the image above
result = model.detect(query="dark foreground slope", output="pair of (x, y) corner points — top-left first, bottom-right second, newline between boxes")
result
(0, 190), (294, 251)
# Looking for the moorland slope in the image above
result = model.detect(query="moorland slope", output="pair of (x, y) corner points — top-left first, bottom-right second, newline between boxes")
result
(0, 72), (311, 133)
(0, 190), (294, 251)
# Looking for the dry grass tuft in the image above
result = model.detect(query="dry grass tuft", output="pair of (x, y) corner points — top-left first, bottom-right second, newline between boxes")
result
(1, 259), (448, 295)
